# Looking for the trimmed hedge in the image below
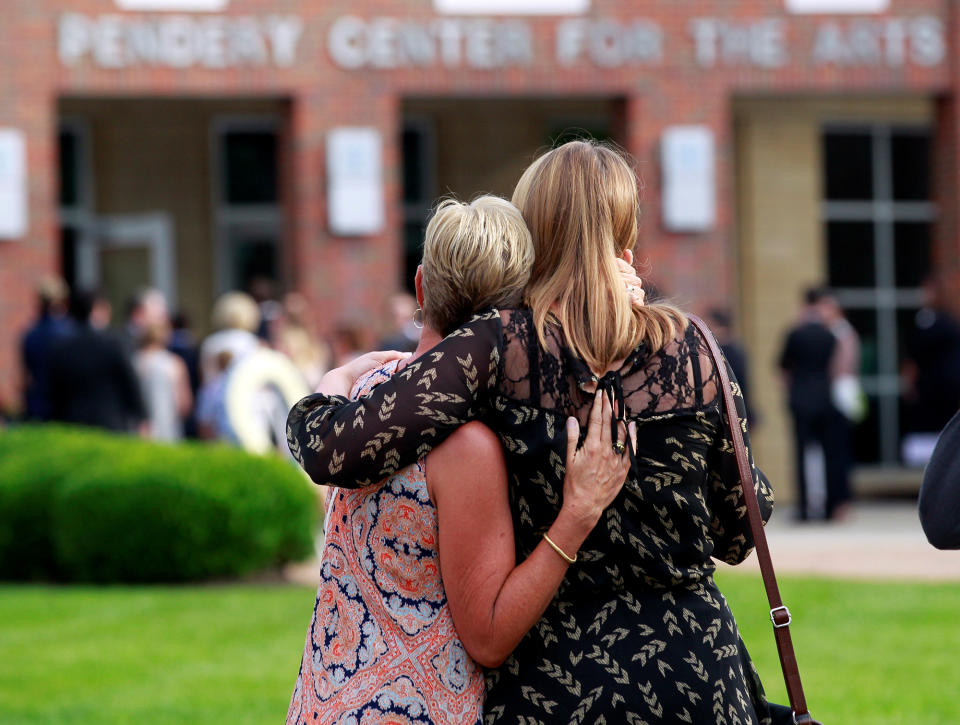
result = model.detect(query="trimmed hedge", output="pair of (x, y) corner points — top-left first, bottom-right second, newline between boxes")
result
(0, 425), (318, 582)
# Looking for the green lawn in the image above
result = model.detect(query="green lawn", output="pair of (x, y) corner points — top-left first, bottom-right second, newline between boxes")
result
(1, 575), (958, 724)
(0, 585), (313, 725)
(717, 572), (960, 725)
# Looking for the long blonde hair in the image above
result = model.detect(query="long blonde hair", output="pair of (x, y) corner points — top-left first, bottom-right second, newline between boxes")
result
(512, 140), (685, 373)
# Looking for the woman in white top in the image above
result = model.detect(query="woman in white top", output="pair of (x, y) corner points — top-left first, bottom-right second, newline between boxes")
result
(135, 321), (192, 441)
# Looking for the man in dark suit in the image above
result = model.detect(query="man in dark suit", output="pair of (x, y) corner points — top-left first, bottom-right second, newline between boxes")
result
(21, 276), (74, 420)
(48, 289), (147, 434)
(779, 287), (851, 521)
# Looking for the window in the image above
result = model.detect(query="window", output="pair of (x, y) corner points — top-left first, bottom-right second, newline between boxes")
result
(822, 124), (933, 465)
(58, 120), (94, 290)
(786, 0), (888, 13)
(114, 0), (229, 10)
(401, 118), (436, 292)
(213, 119), (283, 294)
(433, 0), (589, 13)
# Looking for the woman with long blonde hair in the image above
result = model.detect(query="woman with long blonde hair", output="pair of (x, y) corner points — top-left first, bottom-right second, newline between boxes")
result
(288, 140), (774, 723)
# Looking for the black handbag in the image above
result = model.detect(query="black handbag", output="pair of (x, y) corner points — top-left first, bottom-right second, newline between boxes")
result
(690, 315), (824, 725)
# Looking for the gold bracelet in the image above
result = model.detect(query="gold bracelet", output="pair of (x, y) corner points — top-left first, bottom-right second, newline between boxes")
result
(543, 534), (577, 564)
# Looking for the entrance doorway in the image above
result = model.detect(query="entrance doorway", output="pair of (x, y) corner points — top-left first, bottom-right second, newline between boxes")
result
(58, 97), (288, 336)
(734, 95), (934, 497)
(400, 96), (622, 289)
(76, 213), (176, 323)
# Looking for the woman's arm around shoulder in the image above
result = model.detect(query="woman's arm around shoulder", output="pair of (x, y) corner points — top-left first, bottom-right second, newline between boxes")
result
(428, 391), (635, 667)
(287, 310), (504, 489)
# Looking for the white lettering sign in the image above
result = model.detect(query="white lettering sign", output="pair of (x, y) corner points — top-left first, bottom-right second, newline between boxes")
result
(327, 128), (385, 237)
(57, 12), (948, 72)
(690, 19), (787, 67)
(0, 129), (28, 240)
(58, 13), (302, 68)
(434, 0), (589, 14)
(328, 16), (533, 69)
(556, 19), (661, 67)
(662, 126), (715, 233)
(812, 16), (944, 66)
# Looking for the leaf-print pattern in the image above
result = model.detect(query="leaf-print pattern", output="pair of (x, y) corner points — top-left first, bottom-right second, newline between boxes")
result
(287, 309), (774, 723)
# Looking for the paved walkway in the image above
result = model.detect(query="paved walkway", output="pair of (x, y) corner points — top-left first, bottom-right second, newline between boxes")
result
(286, 501), (960, 585)
(722, 501), (960, 581)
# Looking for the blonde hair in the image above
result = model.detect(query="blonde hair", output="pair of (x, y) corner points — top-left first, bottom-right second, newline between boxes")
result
(512, 140), (685, 373)
(141, 320), (171, 348)
(421, 196), (534, 335)
(211, 291), (260, 333)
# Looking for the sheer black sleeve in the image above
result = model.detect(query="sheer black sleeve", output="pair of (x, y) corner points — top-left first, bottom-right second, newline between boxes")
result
(707, 357), (775, 565)
(286, 310), (504, 487)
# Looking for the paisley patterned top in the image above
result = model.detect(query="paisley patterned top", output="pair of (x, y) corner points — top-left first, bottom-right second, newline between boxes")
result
(285, 361), (485, 725)
(287, 309), (776, 724)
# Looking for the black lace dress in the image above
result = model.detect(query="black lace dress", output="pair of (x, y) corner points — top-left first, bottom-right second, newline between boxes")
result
(287, 308), (774, 725)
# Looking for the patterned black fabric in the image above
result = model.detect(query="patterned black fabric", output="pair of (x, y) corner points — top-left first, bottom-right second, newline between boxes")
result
(287, 308), (775, 724)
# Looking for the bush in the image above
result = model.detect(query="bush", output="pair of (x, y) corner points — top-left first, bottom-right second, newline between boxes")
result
(0, 425), (318, 582)
(0, 425), (121, 579)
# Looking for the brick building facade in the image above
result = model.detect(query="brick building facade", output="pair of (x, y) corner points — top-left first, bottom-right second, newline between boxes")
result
(1, 0), (958, 496)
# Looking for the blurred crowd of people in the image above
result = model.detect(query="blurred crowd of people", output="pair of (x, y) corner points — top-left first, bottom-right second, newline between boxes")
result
(777, 278), (960, 522)
(17, 275), (420, 450)
(14, 271), (960, 503)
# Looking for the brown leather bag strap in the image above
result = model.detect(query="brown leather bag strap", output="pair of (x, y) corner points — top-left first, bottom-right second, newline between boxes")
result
(688, 314), (815, 723)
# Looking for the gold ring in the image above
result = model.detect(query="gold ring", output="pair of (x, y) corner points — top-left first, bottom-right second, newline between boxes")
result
(614, 440), (626, 455)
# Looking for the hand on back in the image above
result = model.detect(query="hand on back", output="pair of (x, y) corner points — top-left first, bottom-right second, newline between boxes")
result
(562, 390), (636, 529)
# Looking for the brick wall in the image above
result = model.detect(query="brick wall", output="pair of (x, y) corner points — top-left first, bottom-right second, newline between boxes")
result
(0, 0), (956, 425)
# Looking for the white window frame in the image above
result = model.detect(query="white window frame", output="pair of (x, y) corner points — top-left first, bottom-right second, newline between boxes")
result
(81, 213), (178, 305)
(433, 0), (589, 14)
(210, 115), (284, 294)
(786, 0), (888, 13)
(114, 0), (229, 11)
(821, 122), (935, 465)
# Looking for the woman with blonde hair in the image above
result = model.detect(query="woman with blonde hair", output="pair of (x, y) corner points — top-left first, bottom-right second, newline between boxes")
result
(288, 140), (774, 723)
(134, 320), (192, 441)
(286, 195), (633, 724)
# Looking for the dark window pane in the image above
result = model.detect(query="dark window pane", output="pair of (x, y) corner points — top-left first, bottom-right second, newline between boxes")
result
(827, 221), (875, 288)
(224, 131), (278, 204)
(893, 222), (931, 288)
(59, 130), (79, 207)
(60, 226), (77, 289)
(891, 131), (930, 201)
(896, 307), (924, 367)
(403, 220), (425, 292)
(402, 127), (426, 204)
(233, 237), (277, 291)
(845, 308), (879, 376)
(404, 219), (425, 253)
(549, 124), (612, 147)
(852, 393), (881, 464)
(823, 132), (873, 200)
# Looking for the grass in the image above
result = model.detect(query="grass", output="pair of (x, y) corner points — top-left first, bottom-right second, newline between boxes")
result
(717, 572), (960, 725)
(0, 585), (314, 725)
(1, 575), (959, 724)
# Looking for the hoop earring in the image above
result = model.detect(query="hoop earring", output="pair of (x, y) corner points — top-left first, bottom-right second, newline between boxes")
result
(412, 307), (424, 329)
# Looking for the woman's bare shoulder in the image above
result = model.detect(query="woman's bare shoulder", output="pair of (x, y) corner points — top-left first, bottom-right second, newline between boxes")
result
(436, 421), (502, 462)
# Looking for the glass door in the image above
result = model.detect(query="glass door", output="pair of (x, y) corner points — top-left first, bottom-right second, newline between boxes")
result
(76, 213), (177, 320)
